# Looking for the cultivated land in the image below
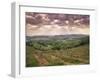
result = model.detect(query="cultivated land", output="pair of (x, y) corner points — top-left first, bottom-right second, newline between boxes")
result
(26, 35), (89, 67)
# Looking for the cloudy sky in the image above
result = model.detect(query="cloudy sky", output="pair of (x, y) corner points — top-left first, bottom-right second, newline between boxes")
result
(25, 12), (89, 36)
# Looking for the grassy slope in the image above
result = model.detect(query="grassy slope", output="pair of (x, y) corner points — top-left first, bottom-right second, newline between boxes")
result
(26, 44), (89, 67)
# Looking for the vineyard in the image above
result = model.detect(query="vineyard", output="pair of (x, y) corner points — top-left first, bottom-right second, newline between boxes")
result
(26, 35), (89, 67)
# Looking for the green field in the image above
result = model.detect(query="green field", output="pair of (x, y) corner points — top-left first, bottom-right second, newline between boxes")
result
(26, 36), (89, 67)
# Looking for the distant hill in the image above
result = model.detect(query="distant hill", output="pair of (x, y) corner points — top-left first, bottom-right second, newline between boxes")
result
(26, 34), (89, 42)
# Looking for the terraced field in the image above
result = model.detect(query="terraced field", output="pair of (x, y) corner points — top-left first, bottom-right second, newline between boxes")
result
(26, 35), (89, 67)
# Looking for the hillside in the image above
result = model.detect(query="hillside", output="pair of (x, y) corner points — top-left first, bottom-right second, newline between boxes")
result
(26, 34), (89, 41)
